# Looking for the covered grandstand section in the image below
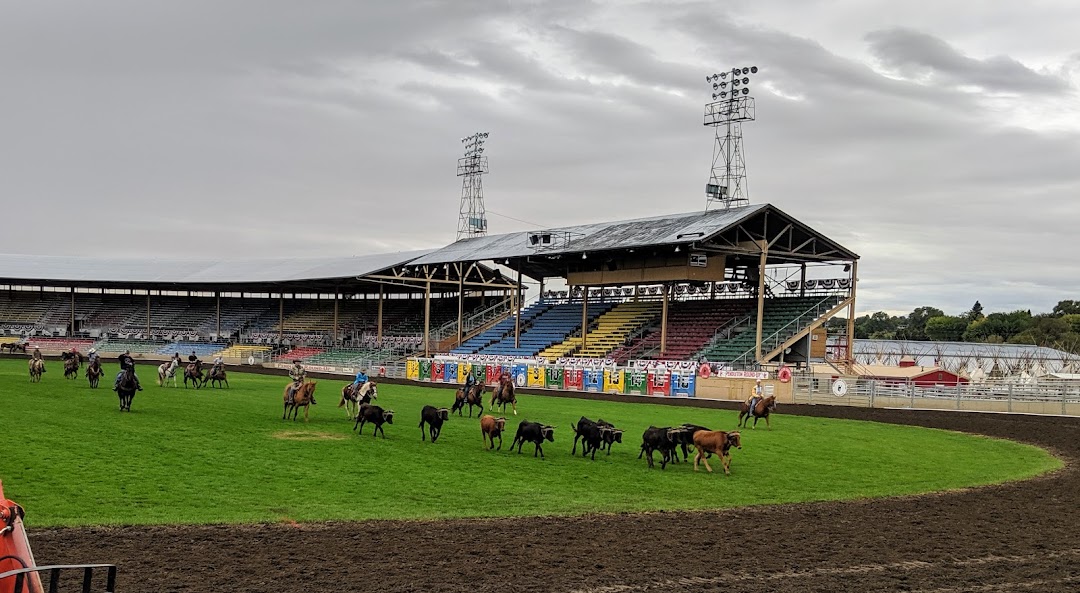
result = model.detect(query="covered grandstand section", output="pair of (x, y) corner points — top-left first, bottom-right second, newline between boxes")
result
(410, 203), (859, 368)
(0, 251), (517, 364)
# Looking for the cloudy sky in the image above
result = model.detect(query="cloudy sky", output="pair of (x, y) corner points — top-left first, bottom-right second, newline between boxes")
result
(2, 0), (1078, 316)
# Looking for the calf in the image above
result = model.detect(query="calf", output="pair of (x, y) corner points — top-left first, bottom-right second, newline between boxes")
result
(510, 420), (555, 458)
(571, 416), (601, 459)
(596, 418), (624, 455)
(353, 404), (395, 438)
(419, 405), (451, 442)
(692, 430), (742, 475)
(639, 426), (679, 469)
(480, 414), (508, 450)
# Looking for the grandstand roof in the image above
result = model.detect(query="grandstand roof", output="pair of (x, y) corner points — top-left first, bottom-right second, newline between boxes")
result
(409, 203), (858, 277)
(0, 250), (433, 291)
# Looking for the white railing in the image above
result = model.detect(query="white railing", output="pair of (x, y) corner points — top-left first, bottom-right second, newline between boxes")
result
(793, 375), (1080, 417)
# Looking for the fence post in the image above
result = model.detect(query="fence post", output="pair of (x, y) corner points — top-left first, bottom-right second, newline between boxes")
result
(956, 381), (961, 410)
(869, 380), (876, 409)
(1008, 383), (1013, 413)
(909, 381), (915, 409)
(1063, 387), (1068, 416)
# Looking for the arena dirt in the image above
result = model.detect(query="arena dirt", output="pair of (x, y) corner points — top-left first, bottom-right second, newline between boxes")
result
(29, 405), (1080, 592)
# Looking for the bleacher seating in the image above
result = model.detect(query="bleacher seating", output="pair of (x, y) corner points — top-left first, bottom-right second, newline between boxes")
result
(274, 347), (325, 362)
(155, 343), (226, 358)
(695, 296), (842, 363)
(303, 348), (395, 367)
(451, 302), (551, 354)
(539, 301), (661, 361)
(95, 339), (170, 355)
(216, 344), (273, 361)
(474, 302), (615, 358)
(23, 337), (97, 353)
(609, 299), (754, 363)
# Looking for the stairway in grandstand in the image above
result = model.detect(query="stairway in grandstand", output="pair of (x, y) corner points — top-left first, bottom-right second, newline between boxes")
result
(695, 295), (845, 364)
(538, 301), (661, 361)
(608, 299), (756, 363)
(467, 301), (615, 358)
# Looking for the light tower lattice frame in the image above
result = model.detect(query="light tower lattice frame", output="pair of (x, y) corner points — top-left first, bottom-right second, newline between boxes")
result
(704, 66), (758, 210)
(457, 132), (490, 240)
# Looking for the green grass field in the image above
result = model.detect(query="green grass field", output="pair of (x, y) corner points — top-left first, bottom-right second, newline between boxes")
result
(0, 359), (1060, 527)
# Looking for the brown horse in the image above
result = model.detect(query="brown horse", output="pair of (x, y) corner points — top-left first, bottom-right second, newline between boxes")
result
(29, 358), (45, 383)
(452, 384), (485, 417)
(738, 395), (776, 430)
(283, 381), (318, 421)
(2, 342), (27, 354)
(62, 353), (81, 380)
(206, 366), (229, 389)
(183, 362), (204, 389)
(489, 375), (517, 416)
(86, 359), (104, 389)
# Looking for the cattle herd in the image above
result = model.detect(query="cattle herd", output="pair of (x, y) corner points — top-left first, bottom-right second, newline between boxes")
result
(335, 381), (745, 474)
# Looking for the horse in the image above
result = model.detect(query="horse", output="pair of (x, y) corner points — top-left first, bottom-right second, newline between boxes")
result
(28, 358), (45, 383)
(1, 342), (27, 354)
(283, 381), (318, 421)
(183, 362), (204, 389)
(62, 352), (81, 380)
(338, 381), (377, 419)
(206, 366), (229, 389)
(452, 383), (485, 417)
(489, 375), (517, 416)
(738, 395), (777, 430)
(86, 359), (104, 389)
(158, 359), (180, 387)
(116, 367), (138, 412)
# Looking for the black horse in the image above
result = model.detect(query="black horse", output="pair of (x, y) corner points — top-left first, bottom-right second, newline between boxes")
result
(116, 367), (138, 411)
(183, 362), (204, 389)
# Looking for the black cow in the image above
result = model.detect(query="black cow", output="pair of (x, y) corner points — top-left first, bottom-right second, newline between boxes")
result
(419, 405), (450, 442)
(639, 426), (679, 469)
(353, 404), (395, 438)
(571, 416), (604, 460)
(511, 420), (555, 458)
(670, 423), (712, 462)
(596, 418), (624, 455)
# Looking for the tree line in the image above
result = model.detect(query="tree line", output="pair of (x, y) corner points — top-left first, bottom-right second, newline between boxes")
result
(827, 300), (1080, 354)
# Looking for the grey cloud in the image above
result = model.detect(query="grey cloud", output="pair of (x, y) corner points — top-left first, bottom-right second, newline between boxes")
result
(865, 28), (1071, 94)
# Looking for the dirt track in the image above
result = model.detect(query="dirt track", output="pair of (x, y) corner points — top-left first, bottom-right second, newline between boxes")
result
(30, 405), (1080, 592)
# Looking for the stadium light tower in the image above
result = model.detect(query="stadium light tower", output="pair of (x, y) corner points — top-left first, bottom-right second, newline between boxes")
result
(704, 66), (758, 210)
(457, 132), (490, 240)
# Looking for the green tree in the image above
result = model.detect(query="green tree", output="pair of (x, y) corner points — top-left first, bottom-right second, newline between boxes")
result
(924, 316), (969, 341)
(967, 301), (984, 321)
(905, 307), (945, 340)
(1009, 316), (1070, 347)
(1063, 314), (1080, 334)
(854, 311), (898, 340)
(1052, 300), (1080, 316)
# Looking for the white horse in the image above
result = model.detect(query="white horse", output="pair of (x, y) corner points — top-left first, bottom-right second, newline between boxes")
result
(338, 381), (378, 419)
(158, 359), (180, 387)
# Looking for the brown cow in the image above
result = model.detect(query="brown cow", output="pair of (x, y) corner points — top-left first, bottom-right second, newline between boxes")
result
(480, 415), (508, 450)
(692, 430), (742, 475)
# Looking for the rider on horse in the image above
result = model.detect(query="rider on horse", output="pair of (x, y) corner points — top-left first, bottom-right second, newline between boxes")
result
(113, 350), (143, 391)
(210, 355), (224, 378)
(746, 379), (763, 413)
(287, 360), (307, 405)
(87, 347), (100, 367)
(463, 368), (476, 395)
(350, 367), (369, 398)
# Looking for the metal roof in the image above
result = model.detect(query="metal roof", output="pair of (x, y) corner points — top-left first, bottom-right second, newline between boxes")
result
(410, 204), (770, 266)
(0, 250), (432, 286)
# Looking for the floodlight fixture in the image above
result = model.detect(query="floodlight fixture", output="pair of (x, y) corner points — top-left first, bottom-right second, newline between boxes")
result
(750, 66), (758, 73)
(457, 131), (491, 240)
(742, 67), (749, 75)
(742, 77), (749, 85)
(742, 87), (749, 95)
(703, 65), (759, 211)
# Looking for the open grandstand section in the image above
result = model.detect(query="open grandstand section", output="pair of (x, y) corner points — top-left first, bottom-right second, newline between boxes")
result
(0, 204), (860, 369)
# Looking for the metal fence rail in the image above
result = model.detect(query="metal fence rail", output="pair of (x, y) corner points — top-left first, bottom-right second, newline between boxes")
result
(793, 375), (1080, 416)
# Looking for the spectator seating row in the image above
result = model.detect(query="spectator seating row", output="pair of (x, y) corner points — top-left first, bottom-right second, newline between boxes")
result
(539, 301), (661, 361)
(450, 302), (552, 355)
(475, 302), (616, 358)
(609, 299), (755, 363)
(695, 296), (842, 362)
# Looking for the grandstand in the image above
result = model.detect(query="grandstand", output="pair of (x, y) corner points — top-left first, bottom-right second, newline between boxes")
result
(0, 204), (859, 369)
